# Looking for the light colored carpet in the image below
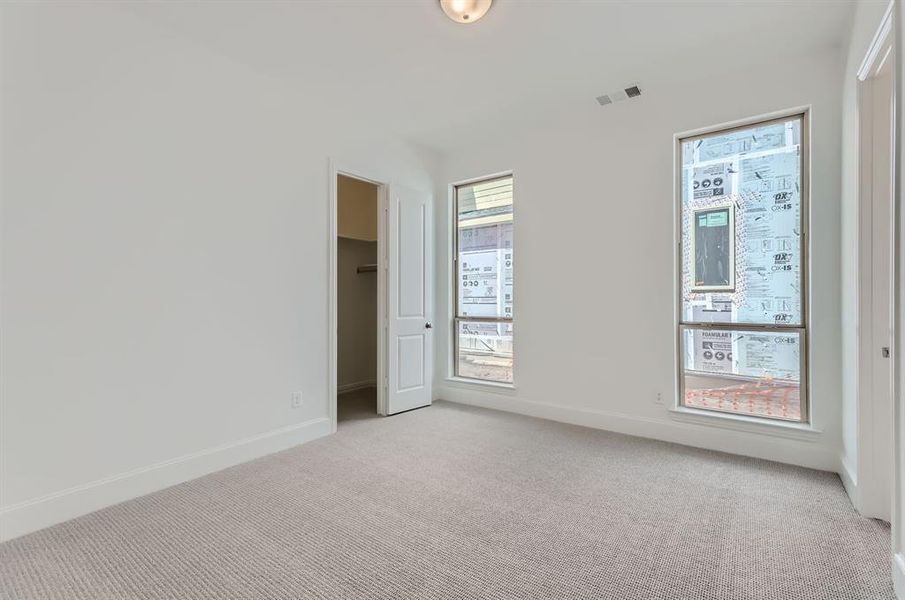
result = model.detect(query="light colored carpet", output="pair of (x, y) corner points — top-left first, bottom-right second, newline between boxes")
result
(0, 400), (894, 599)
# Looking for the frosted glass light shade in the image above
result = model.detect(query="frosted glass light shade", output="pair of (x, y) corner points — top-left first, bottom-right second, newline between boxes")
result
(439, 0), (493, 24)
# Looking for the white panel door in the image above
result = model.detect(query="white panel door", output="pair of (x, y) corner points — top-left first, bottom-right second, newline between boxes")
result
(386, 184), (432, 415)
(867, 57), (894, 522)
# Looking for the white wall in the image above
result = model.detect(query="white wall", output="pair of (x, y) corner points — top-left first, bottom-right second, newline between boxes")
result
(434, 46), (845, 471)
(839, 0), (894, 510)
(0, 3), (438, 540)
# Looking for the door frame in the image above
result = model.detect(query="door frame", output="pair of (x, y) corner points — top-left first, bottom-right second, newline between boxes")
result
(855, 0), (895, 520)
(328, 160), (389, 432)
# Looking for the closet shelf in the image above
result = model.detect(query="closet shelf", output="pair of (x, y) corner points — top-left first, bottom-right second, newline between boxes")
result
(356, 264), (377, 273)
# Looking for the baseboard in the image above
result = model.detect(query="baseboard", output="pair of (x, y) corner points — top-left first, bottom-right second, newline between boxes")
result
(435, 385), (838, 472)
(337, 379), (376, 394)
(894, 553), (905, 599)
(838, 454), (860, 511)
(0, 417), (332, 542)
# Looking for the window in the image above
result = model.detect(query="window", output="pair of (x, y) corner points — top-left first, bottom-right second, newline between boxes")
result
(454, 175), (514, 384)
(678, 113), (807, 422)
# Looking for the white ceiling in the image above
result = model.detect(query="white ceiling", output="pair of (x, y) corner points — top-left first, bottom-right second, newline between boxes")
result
(123, 0), (855, 153)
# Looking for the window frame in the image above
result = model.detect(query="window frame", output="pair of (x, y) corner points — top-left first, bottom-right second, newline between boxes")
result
(452, 173), (515, 386)
(675, 110), (810, 423)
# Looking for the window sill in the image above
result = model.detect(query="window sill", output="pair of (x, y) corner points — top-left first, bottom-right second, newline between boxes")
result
(442, 376), (517, 394)
(669, 406), (822, 441)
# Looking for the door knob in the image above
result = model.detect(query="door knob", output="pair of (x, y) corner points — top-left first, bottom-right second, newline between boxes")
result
(425, 322), (432, 329)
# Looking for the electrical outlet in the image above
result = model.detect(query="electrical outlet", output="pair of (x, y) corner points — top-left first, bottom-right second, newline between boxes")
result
(654, 392), (664, 406)
(290, 391), (303, 409)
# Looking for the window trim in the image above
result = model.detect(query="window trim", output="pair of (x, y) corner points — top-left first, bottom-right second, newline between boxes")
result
(451, 172), (515, 385)
(674, 108), (810, 424)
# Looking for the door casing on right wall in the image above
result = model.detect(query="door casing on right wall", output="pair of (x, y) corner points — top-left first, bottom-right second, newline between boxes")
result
(856, 2), (895, 523)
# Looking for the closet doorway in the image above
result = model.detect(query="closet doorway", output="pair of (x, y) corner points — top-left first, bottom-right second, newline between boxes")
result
(328, 164), (433, 430)
(336, 174), (381, 423)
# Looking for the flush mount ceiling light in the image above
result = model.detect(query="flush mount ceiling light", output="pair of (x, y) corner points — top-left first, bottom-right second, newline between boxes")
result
(439, 0), (493, 24)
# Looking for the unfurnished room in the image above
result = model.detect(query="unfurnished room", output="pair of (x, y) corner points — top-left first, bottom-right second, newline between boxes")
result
(1, 1), (904, 598)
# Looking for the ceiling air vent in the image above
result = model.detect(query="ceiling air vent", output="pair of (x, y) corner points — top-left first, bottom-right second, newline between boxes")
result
(596, 83), (642, 106)
(624, 85), (642, 98)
